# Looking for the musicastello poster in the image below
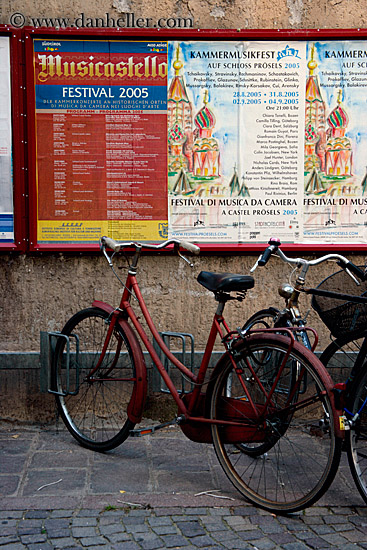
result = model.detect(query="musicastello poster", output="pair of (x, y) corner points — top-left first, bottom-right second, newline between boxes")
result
(33, 39), (168, 244)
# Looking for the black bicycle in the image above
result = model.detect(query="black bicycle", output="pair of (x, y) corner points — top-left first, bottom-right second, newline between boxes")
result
(243, 238), (367, 505)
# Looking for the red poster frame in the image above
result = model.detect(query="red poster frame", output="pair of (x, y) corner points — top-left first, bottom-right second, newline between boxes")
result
(24, 26), (367, 253)
(0, 26), (27, 252)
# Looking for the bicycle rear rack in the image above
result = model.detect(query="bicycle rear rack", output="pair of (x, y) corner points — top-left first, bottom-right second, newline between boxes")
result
(152, 331), (195, 394)
(40, 331), (80, 397)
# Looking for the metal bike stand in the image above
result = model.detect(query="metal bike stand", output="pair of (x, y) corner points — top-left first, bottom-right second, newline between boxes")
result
(40, 331), (80, 396)
(152, 331), (195, 394)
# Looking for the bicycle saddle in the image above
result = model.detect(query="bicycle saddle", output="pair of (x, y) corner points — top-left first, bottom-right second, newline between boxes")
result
(197, 271), (254, 293)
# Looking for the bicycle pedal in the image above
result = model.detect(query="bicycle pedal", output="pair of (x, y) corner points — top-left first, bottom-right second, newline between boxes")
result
(129, 419), (178, 437)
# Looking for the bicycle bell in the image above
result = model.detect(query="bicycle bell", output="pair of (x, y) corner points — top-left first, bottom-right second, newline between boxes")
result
(278, 283), (294, 299)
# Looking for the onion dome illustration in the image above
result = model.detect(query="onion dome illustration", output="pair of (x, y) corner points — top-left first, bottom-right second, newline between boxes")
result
(192, 89), (220, 178)
(325, 90), (352, 177)
(327, 90), (349, 131)
(326, 91), (351, 152)
(194, 90), (216, 134)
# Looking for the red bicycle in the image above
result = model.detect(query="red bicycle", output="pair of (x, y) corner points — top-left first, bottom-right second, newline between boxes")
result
(50, 236), (344, 513)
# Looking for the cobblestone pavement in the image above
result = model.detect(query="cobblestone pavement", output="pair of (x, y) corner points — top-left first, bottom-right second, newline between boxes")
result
(2, 505), (367, 550)
(1, 423), (367, 549)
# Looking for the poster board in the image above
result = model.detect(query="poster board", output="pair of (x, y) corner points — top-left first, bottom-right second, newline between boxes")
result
(25, 28), (367, 251)
(0, 27), (25, 251)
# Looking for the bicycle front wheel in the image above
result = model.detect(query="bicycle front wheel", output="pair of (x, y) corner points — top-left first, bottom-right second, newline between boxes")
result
(52, 307), (138, 451)
(346, 366), (367, 504)
(210, 333), (342, 514)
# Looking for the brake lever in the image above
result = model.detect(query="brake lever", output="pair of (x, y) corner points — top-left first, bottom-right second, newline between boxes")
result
(178, 250), (194, 267)
(345, 267), (361, 286)
(250, 255), (261, 273)
(100, 243), (115, 267)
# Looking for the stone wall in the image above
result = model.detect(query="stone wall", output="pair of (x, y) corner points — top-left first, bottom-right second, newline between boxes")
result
(1, 0), (366, 30)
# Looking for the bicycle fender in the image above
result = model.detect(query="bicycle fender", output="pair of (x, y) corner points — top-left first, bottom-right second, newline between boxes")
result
(205, 352), (230, 416)
(207, 335), (345, 439)
(92, 300), (148, 424)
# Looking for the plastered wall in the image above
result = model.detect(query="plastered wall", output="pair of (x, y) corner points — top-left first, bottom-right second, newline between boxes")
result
(1, 247), (365, 422)
(0, 250), (363, 352)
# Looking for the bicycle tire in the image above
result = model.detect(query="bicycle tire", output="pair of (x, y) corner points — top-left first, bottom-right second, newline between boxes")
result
(242, 307), (281, 331)
(210, 332), (342, 514)
(52, 307), (139, 452)
(346, 366), (367, 504)
(319, 328), (367, 385)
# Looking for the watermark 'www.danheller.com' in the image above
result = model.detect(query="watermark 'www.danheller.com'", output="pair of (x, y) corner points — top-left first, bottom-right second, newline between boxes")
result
(9, 12), (194, 29)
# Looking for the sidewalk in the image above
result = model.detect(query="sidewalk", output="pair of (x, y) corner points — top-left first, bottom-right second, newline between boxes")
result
(1, 421), (367, 549)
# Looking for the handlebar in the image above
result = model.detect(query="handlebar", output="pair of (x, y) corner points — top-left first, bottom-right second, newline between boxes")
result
(101, 236), (123, 252)
(251, 238), (366, 284)
(100, 236), (200, 255)
(100, 236), (200, 269)
(257, 237), (281, 266)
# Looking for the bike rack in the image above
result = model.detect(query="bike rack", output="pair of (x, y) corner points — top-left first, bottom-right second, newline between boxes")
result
(42, 329), (194, 396)
(152, 331), (195, 394)
(40, 331), (80, 397)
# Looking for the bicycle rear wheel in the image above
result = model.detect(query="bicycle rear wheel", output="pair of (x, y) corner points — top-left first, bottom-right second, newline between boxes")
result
(242, 307), (281, 332)
(52, 307), (138, 451)
(346, 366), (367, 504)
(210, 333), (342, 514)
(319, 328), (367, 385)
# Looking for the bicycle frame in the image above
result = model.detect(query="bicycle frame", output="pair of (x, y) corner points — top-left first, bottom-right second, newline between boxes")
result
(250, 239), (367, 422)
(91, 267), (323, 440)
(92, 269), (236, 423)
(267, 257), (367, 384)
